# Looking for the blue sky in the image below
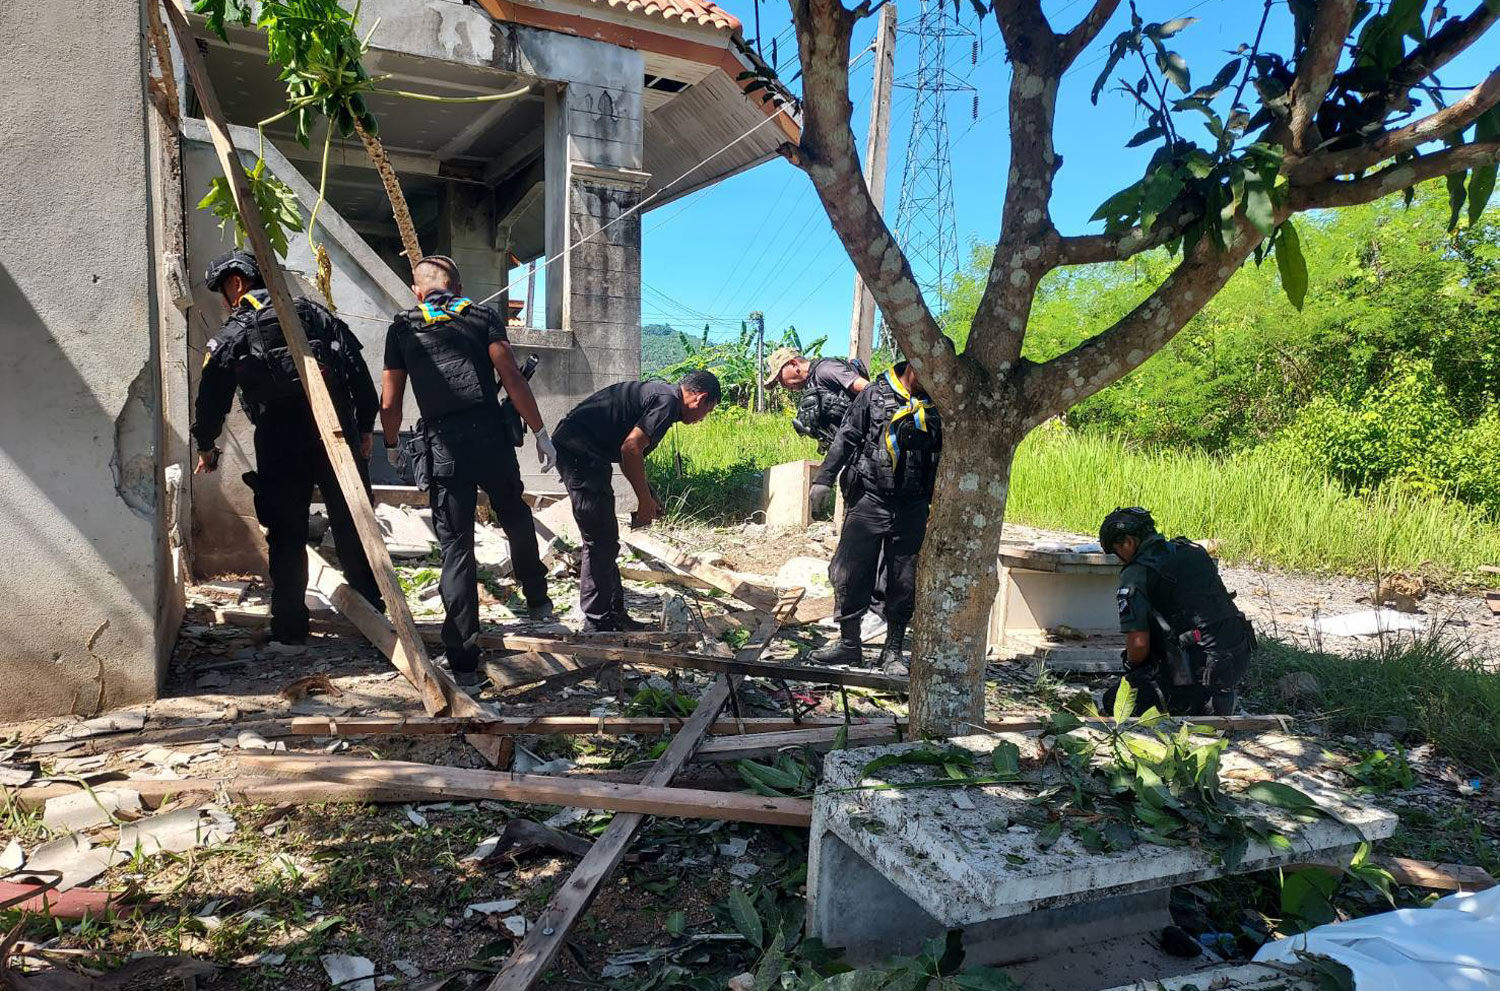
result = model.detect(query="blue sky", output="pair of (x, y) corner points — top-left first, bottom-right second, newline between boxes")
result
(637, 0), (1493, 353)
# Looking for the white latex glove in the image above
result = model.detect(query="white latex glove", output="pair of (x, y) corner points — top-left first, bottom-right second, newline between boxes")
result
(386, 444), (402, 468)
(534, 428), (557, 473)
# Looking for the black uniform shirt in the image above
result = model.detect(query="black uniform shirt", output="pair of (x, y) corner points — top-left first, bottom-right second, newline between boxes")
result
(808, 357), (862, 396)
(1116, 533), (1171, 633)
(383, 293), (509, 418)
(553, 380), (682, 463)
(191, 294), (376, 453)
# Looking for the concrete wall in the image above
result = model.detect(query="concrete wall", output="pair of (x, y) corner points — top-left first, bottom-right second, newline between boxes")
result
(0, 0), (166, 722)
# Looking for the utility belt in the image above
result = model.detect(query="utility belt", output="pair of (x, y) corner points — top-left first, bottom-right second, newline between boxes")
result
(403, 405), (504, 490)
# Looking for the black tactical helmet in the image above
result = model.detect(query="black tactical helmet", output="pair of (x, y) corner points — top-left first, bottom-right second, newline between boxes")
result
(205, 250), (263, 293)
(1099, 506), (1156, 553)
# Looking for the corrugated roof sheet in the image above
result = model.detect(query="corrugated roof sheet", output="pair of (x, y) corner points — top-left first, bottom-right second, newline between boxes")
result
(583, 0), (741, 33)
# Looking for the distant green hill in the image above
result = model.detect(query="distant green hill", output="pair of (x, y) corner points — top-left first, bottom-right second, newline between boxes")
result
(642, 323), (690, 377)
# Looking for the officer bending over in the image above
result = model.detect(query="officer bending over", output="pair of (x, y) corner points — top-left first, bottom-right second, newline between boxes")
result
(763, 347), (870, 451)
(806, 361), (940, 673)
(1100, 507), (1256, 717)
(551, 372), (721, 632)
(191, 250), (384, 644)
(380, 256), (556, 689)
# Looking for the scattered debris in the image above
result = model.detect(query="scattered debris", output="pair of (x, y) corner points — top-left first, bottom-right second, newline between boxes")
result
(197, 579), (249, 604)
(1307, 608), (1427, 637)
(1376, 572), (1427, 613)
(279, 672), (343, 703)
(0, 840), (23, 872)
(321, 953), (377, 991)
(42, 788), (142, 832)
(41, 711), (147, 742)
(465, 898), (521, 919)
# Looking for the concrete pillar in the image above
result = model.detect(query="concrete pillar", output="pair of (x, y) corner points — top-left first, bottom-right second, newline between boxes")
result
(439, 181), (507, 311)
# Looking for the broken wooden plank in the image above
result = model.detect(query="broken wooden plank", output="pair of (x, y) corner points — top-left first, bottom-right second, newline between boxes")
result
(1380, 856), (1496, 891)
(163, 0), (452, 722)
(619, 530), (782, 613)
(694, 723), (903, 761)
(217, 609), (697, 649)
(619, 566), (714, 590)
(238, 753), (811, 826)
(488, 590), (803, 989)
(307, 550), (510, 766)
(7, 776), (443, 811)
(483, 650), (604, 691)
(222, 608), (907, 691)
(288, 715), (846, 736)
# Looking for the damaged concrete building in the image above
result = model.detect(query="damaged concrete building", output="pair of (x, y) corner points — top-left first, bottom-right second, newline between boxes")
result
(0, 0), (797, 722)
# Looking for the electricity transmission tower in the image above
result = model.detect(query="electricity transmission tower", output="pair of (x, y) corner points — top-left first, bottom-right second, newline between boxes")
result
(891, 0), (975, 326)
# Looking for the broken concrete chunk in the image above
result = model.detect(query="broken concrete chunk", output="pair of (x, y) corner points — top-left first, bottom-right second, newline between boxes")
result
(392, 960), (422, 978)
(321, 953), (376, 991)
(501, 915), (528, 937)
(43, 788), (142, 832)
(717, 837), (750, 859)
(465, 899), (521, 919)
(727, 862), (761, 880)
(0, 838), (24, 872)
(199, 580), (250, 604)
(404, 806), (429, 829)
(24, 833), (118, 891)
(0, 764), (34, 787)
(42, 710), (148, 742)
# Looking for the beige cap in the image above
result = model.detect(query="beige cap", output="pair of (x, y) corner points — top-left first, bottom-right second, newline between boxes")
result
(762, 346), (803, 389)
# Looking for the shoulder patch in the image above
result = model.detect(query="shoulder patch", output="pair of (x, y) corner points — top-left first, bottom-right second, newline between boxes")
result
(1116, 587), (1132, 615)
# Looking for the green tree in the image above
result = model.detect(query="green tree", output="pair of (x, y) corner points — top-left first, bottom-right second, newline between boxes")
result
(781, 0), (1500, 734)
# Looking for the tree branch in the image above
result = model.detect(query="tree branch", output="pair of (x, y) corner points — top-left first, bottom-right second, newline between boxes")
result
(1023, 218), (1262, 425)
(1289, 0), (1359, 154)
(1288, 139), (1500, 210)
(966, 6), (1066, 375)
(1287, 67), (1500, 181)
(787, 0), (963, 403)
(1057, 0), (1123, 67)
(1055, 202), (1200, 266)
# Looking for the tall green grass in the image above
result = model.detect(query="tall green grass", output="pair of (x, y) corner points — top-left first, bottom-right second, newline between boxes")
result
(1248, 636), (1500, 775)
(652, 410), (1500, 580)
(1009, 425), (1500, 580)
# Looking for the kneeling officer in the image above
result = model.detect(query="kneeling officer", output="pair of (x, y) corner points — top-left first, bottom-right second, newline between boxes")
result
(806, 360), (940, 672)
(192, 250), (384, 644)
(1099, 507), (1256, 716)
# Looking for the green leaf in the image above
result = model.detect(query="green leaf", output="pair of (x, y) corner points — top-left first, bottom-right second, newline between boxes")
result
(753, 931), (787, 991)
(1153, 17), (1197, 38)
(1035, 821), (1064, 850)
(1243, 171), (1276, 238)
(1244, 780), (1325, 816)
(1111, 677), (1136, 726)
(1445, 134), (1469, 231)
(1156, 51), (1191, 93)
(1125, 124), (1166, 148)
(666, 909), (686, 936)
(952, 967), (1023, 991)
(1468, 106), (1500, 225)
(1275, 219), (1309, 310)
(1091, 36), (1129, 105)
(859, 745), (975, 782)
(728, 886), (763, 949)
(991, 740), (1021, 780)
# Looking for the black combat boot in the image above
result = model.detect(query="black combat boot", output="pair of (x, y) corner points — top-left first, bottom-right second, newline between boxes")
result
(809, 619), (864, 665)
(876, 624), (907, 674)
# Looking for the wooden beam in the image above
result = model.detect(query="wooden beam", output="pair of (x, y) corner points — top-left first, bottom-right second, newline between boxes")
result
(694, 722), (903, 761)
(161, 1), (461, 730)
(7, 776), (443, 811)
(619, 566), (714, 590)
(620, 530), (782, 613)
(288, 715), (866, 737)
(238, 753), (811, 826)
(307, 550), (509, 766)
(220, 608), (909, 691)
(488, 591), (804, 989)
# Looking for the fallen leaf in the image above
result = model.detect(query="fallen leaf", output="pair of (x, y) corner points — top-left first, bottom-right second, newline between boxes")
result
(279, 673), (342, 704)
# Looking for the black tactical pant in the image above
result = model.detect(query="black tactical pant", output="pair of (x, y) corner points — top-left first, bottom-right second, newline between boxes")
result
(252, 433), (383, 643)
(830, 490), (929, 628)
(1105, 620), (1256, 717)
(555, 446), (625, 626)
(427, 416), (549, 673)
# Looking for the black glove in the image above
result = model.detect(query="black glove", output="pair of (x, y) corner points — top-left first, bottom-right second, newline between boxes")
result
(809, 482), (835, 516)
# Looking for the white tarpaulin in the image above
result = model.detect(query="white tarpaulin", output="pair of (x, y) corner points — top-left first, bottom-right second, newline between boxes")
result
(1255, 887), (1500, 989)
(1307, 608), (1428, 638)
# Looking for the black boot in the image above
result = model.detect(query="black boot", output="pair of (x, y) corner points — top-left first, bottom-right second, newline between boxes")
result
(877, 624), (907, 674)
(810, 619), (864, 666)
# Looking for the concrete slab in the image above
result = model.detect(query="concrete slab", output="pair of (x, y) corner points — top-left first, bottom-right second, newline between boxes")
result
(809, 733), (1395, 969)
(1092, 962), (1319, 991)
(764, 460), (818, 528)
(992, 629), (1125, 673)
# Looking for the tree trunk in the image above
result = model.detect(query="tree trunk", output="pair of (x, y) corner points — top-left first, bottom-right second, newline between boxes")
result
(908, 408), (1017, 737)
(354, 117), (422, 276)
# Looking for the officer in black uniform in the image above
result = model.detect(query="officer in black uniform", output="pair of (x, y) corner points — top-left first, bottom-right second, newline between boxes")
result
(380, 256), (556, 689)
(762, 347), (871, 451)
(551, 371), (721, 632)
(1099, 507), (1257, 716)
(191, 250), (384, 644)
(805, 361), (940, 672)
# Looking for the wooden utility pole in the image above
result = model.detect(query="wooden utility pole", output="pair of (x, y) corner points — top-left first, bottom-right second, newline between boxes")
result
(846, 1), (897, 367)
(751, 310), (766, 411)
(161, 0), (504, 760)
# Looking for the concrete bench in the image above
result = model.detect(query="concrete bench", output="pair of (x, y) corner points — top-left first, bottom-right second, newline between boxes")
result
(807, 733), (1395, 987)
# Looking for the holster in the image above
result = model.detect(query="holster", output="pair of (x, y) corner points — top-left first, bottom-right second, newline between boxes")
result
(403, 430), (432, 491)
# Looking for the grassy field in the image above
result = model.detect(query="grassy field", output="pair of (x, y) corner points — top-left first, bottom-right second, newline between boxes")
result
(654, 409), (1500, 582)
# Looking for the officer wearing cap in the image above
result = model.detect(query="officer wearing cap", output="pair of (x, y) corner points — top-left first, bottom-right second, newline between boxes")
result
(805, 360), (940, 673)
(1100, 507), (1257, 716)
(191, 250), (384, 644)
(380, 256), (557, 690)
(763, 347), (870, 451)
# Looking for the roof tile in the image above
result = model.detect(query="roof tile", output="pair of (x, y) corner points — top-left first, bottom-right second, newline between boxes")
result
(585, 0), (741, 33)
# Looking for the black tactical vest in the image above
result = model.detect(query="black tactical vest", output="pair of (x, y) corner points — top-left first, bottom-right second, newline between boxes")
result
(229, 290), (345, 415)
(793, 357), (869, 448)
(854, 373), (942, 498)
(390, 293), (500, 422)
(1134, 537), (1243, 638)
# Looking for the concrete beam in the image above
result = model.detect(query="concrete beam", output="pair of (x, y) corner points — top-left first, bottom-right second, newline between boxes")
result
(433, 91), (535, 161)
(483, 130), (545, 186)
